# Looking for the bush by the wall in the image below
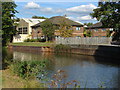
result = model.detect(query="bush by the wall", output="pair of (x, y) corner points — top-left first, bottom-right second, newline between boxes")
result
(9, 60), (49, 79)
(24, 38), (46, 42)
(54, 44), (71, 52)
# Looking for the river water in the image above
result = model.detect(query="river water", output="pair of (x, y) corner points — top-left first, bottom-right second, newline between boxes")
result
(6, 49), (120, 88)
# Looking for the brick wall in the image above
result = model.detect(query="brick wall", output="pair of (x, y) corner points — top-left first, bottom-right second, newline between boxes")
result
(32, 26), (84, 38)
(86, 28), (110, 37)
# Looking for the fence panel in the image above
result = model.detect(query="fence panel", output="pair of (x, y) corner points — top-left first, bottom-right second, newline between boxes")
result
(55, 37), (112, 45)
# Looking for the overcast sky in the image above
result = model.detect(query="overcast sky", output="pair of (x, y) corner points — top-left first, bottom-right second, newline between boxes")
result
(15, 1), (99, 24)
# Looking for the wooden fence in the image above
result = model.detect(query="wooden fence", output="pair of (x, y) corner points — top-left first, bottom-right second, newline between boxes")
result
(55, 37), (112, 45)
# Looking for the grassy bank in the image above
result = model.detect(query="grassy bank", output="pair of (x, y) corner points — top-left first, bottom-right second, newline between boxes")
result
(2, 69), (45, 88)
(9, 42), (54, 47)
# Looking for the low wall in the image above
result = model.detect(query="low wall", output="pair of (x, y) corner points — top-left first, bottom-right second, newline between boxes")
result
(8, 44), (120, 60)
(8, 45), (53, 52)
(55, 37), (112, 45)
(70, 45), (120, 60)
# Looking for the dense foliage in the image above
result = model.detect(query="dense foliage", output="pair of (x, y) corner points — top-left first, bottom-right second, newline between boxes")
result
(91, 1), (120, 41)
(24, 38), (46, 42)
(32, 15), (48, 19)
(10, 60), (49, 79)
(84, 22), (93, 26)
(54, 44), (71, 52)
(59, 19), (73, 37)
(40, 21), (57, 41)
(83, 29), (92, 37)
(2, 1), (18, 46)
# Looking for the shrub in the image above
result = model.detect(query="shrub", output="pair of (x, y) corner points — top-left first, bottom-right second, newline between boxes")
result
(30, 39), (37, 42)
(24, 38), (30, 42)
(54, 44), (71, 52)
(9, 60), (49, 79)
(39, 39), (46, 42)
(24, 38), (46, 42)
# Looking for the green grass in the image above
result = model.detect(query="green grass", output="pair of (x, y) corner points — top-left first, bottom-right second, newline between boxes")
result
(9, 42), (54, 47)
(2, 69), (45, 88)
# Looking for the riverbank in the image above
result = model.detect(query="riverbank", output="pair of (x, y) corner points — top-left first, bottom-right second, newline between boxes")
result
(9, 42), (54, 47)
(2, 69), (45, 88)
(8, 43), (120, 60)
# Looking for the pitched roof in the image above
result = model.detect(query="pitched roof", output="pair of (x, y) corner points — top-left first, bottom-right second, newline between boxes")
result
(32, 16), (83, 27)
(86, 22), (103, 29)
(22, 18), (45, 25)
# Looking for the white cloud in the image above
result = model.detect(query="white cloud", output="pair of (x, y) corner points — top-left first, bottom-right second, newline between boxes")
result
(24, 2), (53, 13)
(25, 2), (40, 9)
(67, 15), (96, 22)
(66, 4), (97, 13)
(40, 7), (53, 12)
(77, 15), (92, 20)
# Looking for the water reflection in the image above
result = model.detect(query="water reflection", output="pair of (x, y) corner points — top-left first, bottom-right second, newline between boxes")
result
(8, 49), (120, 88)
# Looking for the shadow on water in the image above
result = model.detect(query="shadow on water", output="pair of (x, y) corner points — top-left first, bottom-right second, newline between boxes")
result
(94, 45), (120, 88)
(2, 47), (13, 70)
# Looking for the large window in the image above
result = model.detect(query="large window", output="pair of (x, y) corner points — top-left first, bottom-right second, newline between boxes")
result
(94, 29), (98, 32)
(18, 27), (28, 34)
(18, 28), (22, 34)
(23, 27), (28, 34)
(102, 29), (106, 31)
(76, 27), (81, 30)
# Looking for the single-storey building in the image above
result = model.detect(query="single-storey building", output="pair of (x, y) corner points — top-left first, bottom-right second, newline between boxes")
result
(86, 22), (113, 37)
(13, 18), (45, 42)
(31, 16), (84, 39)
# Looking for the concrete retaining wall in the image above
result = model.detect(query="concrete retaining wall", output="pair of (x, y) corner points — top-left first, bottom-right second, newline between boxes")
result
(8, 45), (53, 52)
(8, 44), (120, 60)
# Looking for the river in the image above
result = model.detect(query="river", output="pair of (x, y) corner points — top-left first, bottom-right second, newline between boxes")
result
(5, 49), (120, 88)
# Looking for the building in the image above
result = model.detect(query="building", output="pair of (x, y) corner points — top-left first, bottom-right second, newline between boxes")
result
(31, 16), (84, 39)
(13, 18), (45, 42)
(86, 22), (113, 37)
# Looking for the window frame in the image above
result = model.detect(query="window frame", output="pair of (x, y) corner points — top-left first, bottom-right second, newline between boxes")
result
(18, 27), (28, 34)
(76, 27), (81, 31)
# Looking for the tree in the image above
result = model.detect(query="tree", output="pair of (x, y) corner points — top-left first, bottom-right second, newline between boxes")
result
(59, 19), (73, 37)
(2, 1), (18, 46)
(40, 20), (56, 41)
(32, 16), (48, 19)
(90, 1), (120, 41)
(83, 29), (92, 37)
(106, 30), (112, 37)
(84, 22), (93, 26)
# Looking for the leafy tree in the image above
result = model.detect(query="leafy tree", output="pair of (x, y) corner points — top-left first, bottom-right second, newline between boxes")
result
(40, 20), (56, 41)
(32, 15), (48, 19)
(90, 1), (120, 41)
(106, 30), (112, 37)
(2, 1), (18, 46)
(59, 19), (73, 37)
(84, 22), (93, 26)
(83, 29), (92, 37)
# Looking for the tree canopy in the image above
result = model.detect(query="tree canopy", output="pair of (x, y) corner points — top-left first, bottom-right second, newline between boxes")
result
(90, 1), (120, 41)
(59, 19), (73, 38)
(40, 20), (56, 41)
(2, 1), (18, 46)
(32, 16), (48, 19)
(84, 22), (93, 26)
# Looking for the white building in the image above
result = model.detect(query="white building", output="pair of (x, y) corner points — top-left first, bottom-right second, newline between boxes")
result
(13, 18), (45, 43)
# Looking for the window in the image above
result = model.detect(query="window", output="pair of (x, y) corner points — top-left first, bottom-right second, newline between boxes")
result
(76, 27), (81, 30)
(23, 27), (28, 34)
(94, 29), (98, 32)
(18, 27), (28, 34)
(76, 36), (81, 38)
(102, 29), (106, 31)
(18, 28), (22, 34)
